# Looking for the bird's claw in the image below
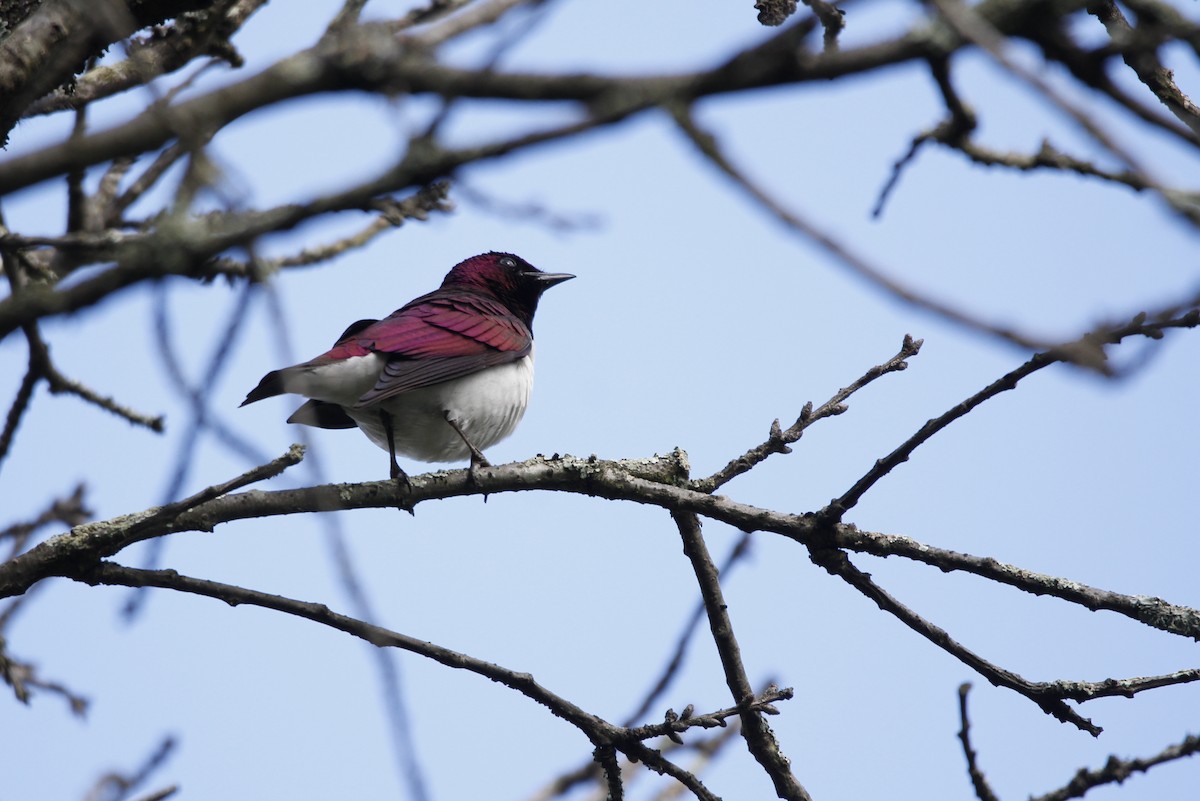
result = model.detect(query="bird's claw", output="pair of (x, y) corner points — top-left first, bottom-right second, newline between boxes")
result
(391, 462), (415, 515)
(467, 454), (490, 501)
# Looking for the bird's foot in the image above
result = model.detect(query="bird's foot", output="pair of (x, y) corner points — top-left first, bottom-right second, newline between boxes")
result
(390, 460), (415, 516)
(467, 452), (491, 501)
(382, 410), (415, 515)
(443, 411), (491, 498)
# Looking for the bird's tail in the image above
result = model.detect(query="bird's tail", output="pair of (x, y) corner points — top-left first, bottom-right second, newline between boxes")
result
(287, 400), (358, 429)
(240, 370), (287, 406)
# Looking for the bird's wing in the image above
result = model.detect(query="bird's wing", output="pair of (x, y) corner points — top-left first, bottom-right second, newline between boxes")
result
(312, 291), (533, 406)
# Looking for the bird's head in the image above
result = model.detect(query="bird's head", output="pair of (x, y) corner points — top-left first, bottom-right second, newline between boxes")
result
(443, 252), (574, 328)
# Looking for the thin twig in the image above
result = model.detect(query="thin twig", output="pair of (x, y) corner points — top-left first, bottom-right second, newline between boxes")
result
(807, 545), (1102, 734)
(34, 346), (166, 431)
(408, 0), (541, 47)
(385, 0), (478, 34)
(1034, 669), (1200, 701)
(530, 527), (756, 801)
(118, 444), (306, 548)
(670, 104), (1059, 357)
(874, 56), (1177, 217)
(81, 736), (177, 801)
(825, 527), (1200, 643)
(0, 640), (89, 714)
(805, 0), (845, 51)
(208, 182), (453, 278)
(645, 721), (744, 801)
(873, 55), (973, 218)
(1031, 731), (1200, 801)
(928, 0), (1200, 227)
(113, 141), (195, 222)
(326, 0), (370, 33)
(623, 531), (755, 727)
(673, 510), (812, 801)
(957, 684), (1002, 801)
(457, 182), (602, 232)
(0, 484), (90, 565)
(593, 745), (624, 801)
(694, 334), (922, 493)
(1, 233), (164, 440)
(1087, 0), (1200, 138)
(625, 686), (793, 742)
(830, 310), (1200, 517)
(0, 364), (36, 470)
(130, 787), (179, 801)
(123, 280), (266, 617)
(75, 560), (720, 801)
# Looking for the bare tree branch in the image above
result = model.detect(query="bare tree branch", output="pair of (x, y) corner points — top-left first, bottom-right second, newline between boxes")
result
(1087, 0), (1200, 137)
(624, 532), (756, 727)
(0, 642), (89, 714)
(73, 560), (722, 801)
(927, 0), (1200, 227)
(80, 735), (176, 801)
(806, 544), (1103, 734)
(672, 511), (812, 801)
(529, 533), (759, 801)
(670, 104), (1065, 358)
(957, 684), (1002, 801)
(206, 181), (454, 277)
(0, 0), (216, 142)
(1031, 730), (1200, 801)
(0, 230), (165, 451)
(23, 0), (263, 119)
(4, 430), (1196, 650)
(831, 310), (1200, 517)
(0, 485), (90, 564)
(1, 0), (1128, 197)
(695, 335), (922, 493)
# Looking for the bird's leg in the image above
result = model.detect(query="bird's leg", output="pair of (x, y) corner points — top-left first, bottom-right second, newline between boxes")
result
(380, 410), (414, 514)
(380, 410), (406, 480)
(443, 411), (490, 487)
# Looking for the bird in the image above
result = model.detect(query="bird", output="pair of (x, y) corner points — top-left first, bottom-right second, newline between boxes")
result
(240, 252), (574, 483)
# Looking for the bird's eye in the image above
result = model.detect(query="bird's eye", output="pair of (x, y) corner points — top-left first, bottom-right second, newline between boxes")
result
(499, 257), (516, 268)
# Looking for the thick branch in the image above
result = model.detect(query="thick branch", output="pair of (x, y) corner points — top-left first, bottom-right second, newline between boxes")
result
(3, 446), (1197, 645)
(21, 0), (265, 118)
(0, 0), (214, 141)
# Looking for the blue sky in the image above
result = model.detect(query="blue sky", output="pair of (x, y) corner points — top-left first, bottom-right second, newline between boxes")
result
(2, 1), (1199, 799)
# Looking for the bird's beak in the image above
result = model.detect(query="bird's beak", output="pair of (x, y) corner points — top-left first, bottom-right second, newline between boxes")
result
(528, 272), (575, 288)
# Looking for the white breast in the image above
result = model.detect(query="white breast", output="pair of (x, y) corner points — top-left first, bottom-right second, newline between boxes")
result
(348, 350), (535, 463)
